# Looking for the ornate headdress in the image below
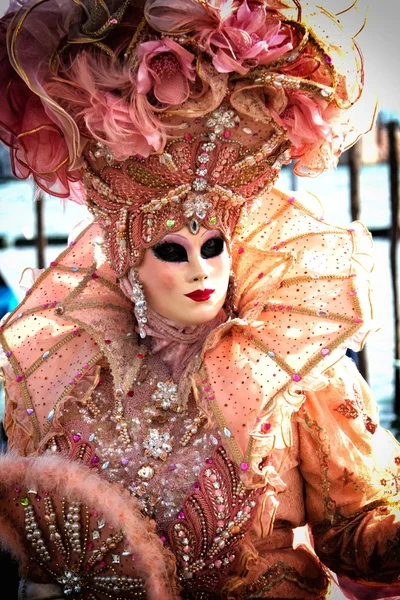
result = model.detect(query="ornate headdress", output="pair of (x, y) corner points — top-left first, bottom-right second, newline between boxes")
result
(0, 0), (366, 274)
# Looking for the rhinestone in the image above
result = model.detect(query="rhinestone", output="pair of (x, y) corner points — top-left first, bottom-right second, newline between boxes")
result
(192, 178), (208, 192)
(112, 554), (121, 564)
(209, 216), (217, 225)
(189, 219), (200, 235)
(223, 427), (231, 438)
(137, 465), (155, 481)
(92, 530), (100, 540)
(166, 219), (175, 228)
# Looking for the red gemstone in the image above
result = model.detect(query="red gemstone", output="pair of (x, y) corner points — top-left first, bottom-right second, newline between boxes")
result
(104, 339), (111, 344)
(137, 353), (144, 359)
(99, 561), (107, 569)
(206, 458), (214, 465)
(261, 422), (271, 433)
(91, 456), (99, 464)
(87, 542), (94, 551)
(127, 390), (134, 397)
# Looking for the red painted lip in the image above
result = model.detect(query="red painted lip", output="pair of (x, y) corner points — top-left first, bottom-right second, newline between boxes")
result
(185, 289), (215, 302)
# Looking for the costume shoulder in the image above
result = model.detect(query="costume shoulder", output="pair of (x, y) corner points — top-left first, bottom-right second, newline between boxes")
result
(202, 187), (375, 481)
(0, 222), (136, 454)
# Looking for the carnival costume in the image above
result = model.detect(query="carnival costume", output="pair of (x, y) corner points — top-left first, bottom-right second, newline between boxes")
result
(0, 0), (399, 598)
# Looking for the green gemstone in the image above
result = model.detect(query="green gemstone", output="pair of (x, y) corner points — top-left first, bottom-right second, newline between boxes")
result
(20, 497), (30, 507)
(166, 219), (175, 228)
(209, 216), (217, 225)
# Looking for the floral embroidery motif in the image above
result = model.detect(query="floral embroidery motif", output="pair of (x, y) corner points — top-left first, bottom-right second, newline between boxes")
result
(143, 428), (174, 461)
(364, 416), (377, 435)
(338, 468), (354, 487)
(334, 399), (359, 419)
(151, 379), (182, 412)
(334, 385), (377, 435)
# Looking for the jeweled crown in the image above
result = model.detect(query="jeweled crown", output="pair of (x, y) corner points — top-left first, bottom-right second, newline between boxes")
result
(83, 107), (291, 274)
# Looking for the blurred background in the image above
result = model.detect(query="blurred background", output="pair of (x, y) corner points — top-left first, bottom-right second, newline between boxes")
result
(0, 0), (399, 435)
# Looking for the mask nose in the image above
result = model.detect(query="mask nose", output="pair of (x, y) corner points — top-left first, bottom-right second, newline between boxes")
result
(190, 256), (209, 283)
(192, 272), (208, 283)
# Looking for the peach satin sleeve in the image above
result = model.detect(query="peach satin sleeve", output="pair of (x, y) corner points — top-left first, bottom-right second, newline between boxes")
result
(297, 356), (400, 587)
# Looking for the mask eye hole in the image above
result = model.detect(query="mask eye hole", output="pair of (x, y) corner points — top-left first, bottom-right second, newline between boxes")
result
(152, 242), (188, 263)
(201, 237), (224, 259)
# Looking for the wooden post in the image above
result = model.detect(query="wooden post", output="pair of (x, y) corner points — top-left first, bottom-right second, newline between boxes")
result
(35, 190), (45, 270)
(388, 121), (400, 417)
(348, 141), (368, 381)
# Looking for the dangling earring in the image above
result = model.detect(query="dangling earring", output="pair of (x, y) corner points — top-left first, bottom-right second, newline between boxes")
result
(226, 270), (238, 317)
(131, 271), (147, 339)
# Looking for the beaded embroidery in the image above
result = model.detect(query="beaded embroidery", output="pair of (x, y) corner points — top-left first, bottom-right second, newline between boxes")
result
(19, 493), (145, 599)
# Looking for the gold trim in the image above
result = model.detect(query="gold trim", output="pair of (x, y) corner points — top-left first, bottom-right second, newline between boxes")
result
(24, 329), (83, 379)
(40, 351), (103, 439)
(0, 331), (41, 443)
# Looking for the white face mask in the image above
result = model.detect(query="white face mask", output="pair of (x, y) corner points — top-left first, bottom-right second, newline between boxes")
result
(137, 225), (230, 325)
